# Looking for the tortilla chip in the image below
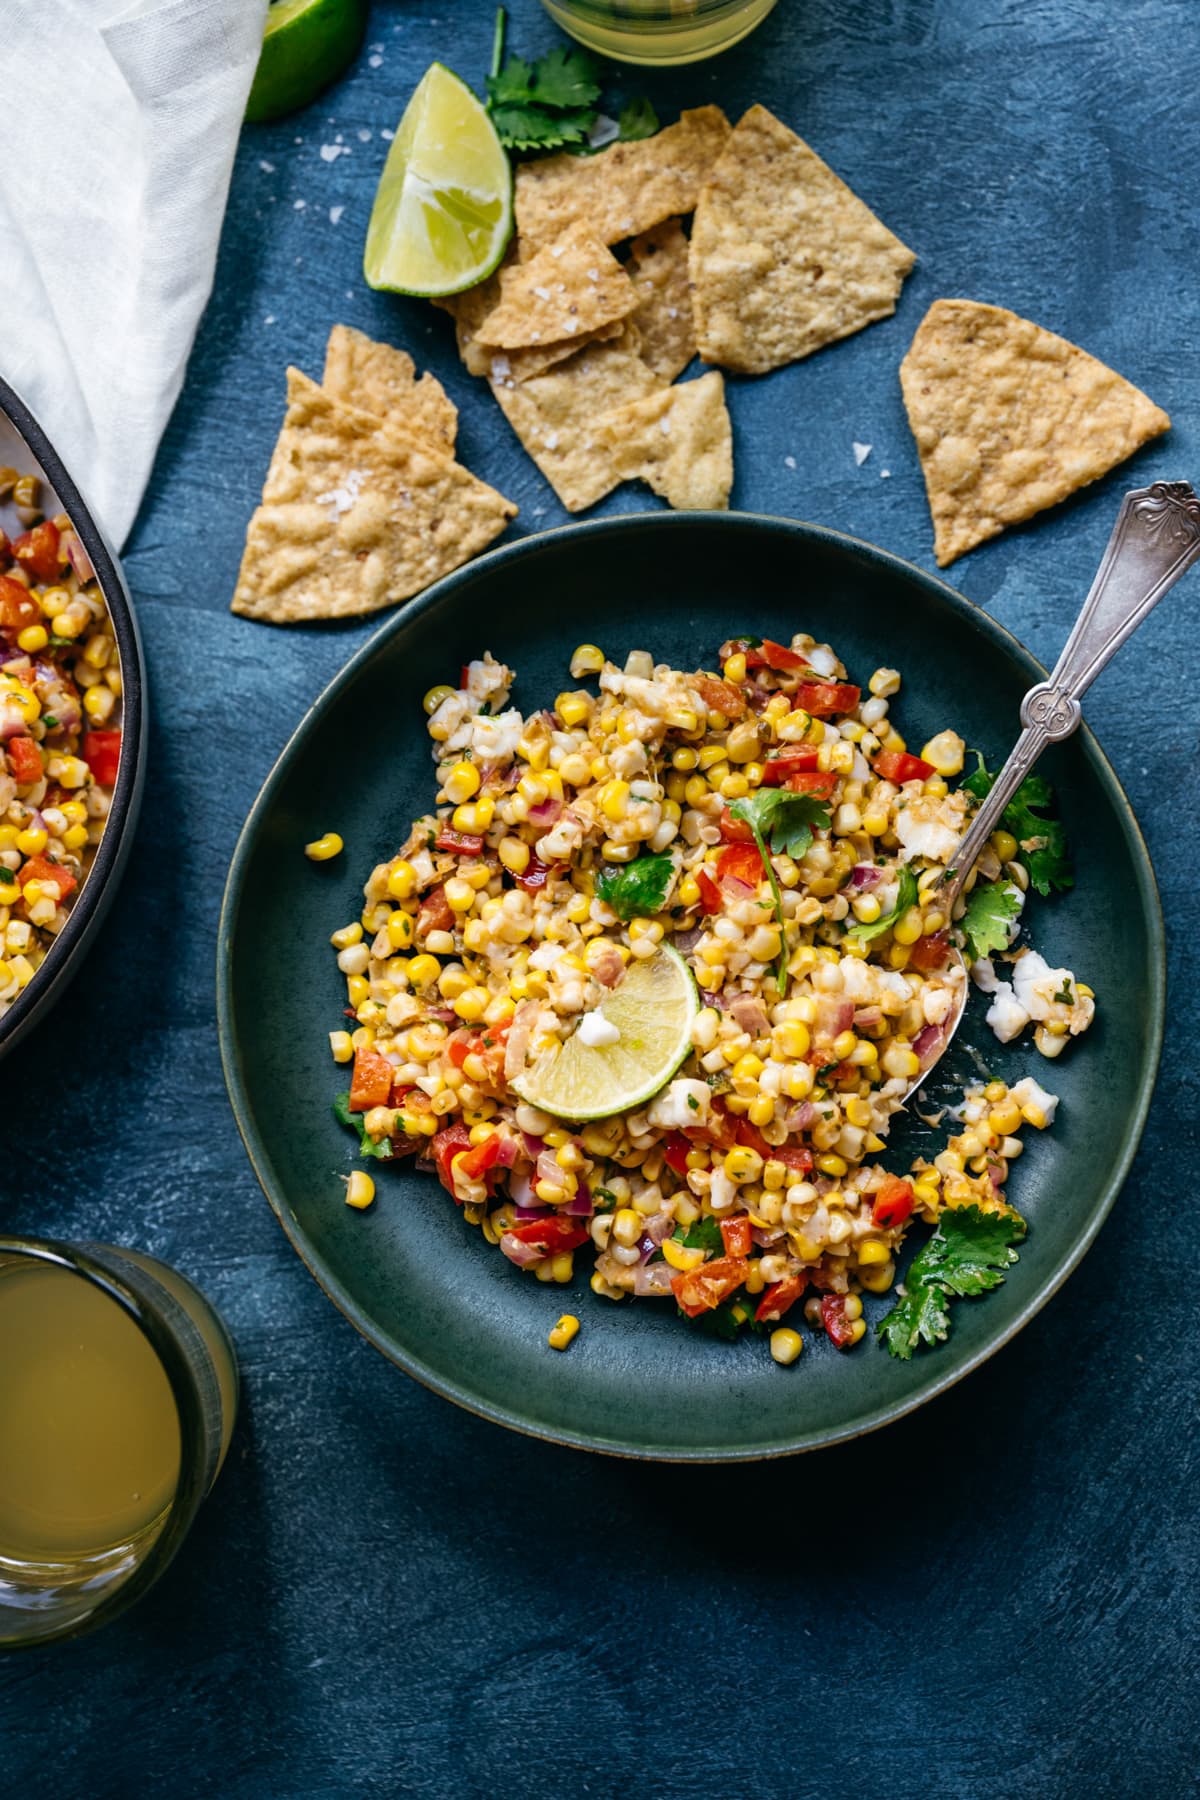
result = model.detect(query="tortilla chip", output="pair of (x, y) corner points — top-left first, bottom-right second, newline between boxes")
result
(438, 256), (623, 382)
(594, 372), (732, 511)
(625, 219), (696, 382)
(232, 369), (516, 623)
(514, 107), (731, 249)
(322, 325), (457, 452)
(490, 328), (663, 512)
(472, 222), (639, 351)
(689, 105), (915, 374)
(900, 300), (1171, 565)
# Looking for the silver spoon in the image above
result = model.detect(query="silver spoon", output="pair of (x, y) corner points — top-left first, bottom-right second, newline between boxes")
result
(905, 478), (1200, 1100)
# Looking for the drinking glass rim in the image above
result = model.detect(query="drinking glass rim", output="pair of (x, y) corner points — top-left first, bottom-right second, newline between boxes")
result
(0, 1234), (215, 1651)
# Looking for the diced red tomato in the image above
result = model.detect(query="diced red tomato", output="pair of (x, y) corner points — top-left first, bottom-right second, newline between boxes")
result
(734, 1116), (813, 1173)
(456, 1133), (505, 1183)
(795, 681), (860, 718)
(416, 884), (454, 938)
(718, 808), (755, 845)
(671, 1255), (750, 1318)
(683, 1098), (738, 1151)
(435, 826), (484, 856)
(716, 842), (764, 887)
(720, 1214), (753, 1258)
(349, 1047), (395, 1112)
(873, 750), (934, 784)
(784, 771), (838, 800)
(0, 574), (39, 633)
(83, 728), (121, 787)
(720, 637), (807, 671)
(872, 1176), (914, 1230)
(696, 866), (723, 915)
(820, 1294), (857, 1349)
(759, 748), (820, 784)
(514, 855), (553, 892)
(446, 1034), (475, 1069)
(661, 1132), (692, 1176)
(18, 853), (77, 901)
(506, 1215), (589, 1255)
(12, 520), (62, 584)
(755, 1274), (807, 1324)
(908, 930), (950, 972)
(431, 1123), (472, 1195)
(7, 735), (43, 785)
(459, 664), (471, 689)
(692, 673), (746, 719)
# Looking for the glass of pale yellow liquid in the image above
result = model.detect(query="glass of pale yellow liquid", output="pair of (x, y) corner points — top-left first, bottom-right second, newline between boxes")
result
(539, 0), (779, 64)
(0, 1237), (238, 1648)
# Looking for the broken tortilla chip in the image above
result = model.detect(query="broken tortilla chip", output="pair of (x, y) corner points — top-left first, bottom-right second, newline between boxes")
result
(900, 299), (1171, 565)
(625, 219), (696, 382)
(439, 254), (624, 382)
(323, 324), (457, 452)
(490, 328), (663, 513)
(689, 104), (915, 374)
(595, 371), (732, 511)
(232, 368), (516, 623)
(472, 222), (639, 351)
(514, 107), (731, 249)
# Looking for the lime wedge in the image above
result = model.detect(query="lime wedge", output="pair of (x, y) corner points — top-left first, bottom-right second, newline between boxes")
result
(513, 947), (699, 1124)
(245, 0), (366, 124)
(364, 64), (513, 297)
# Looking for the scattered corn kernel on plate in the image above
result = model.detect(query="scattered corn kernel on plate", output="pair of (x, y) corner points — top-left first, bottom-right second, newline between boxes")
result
(218, 513), (1163, 1460)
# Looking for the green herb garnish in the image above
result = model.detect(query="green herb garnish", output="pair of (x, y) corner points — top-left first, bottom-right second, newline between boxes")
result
(591, 1188), (618, 1213)
(844, 866), (919, 945)
(959, 880), (1023, 962)
(333, 1092), (394, 1162)
(486, 9), (656, 155)
(877, 1204), (1026, 1359)
(40, 713), (59, 729)
(672, 1216), (724, 1254)
(961, 752), (1073, 896)
(1053, 980), (1074, 1005)
(616, 95), (659, 141)
(594, 849), (675, 921)
(725, 789), (832, 990)
(682, 1296), (760, 1342)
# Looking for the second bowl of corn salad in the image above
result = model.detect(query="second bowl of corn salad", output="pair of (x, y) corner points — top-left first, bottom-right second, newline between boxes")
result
(220, 513), (1163, 1459)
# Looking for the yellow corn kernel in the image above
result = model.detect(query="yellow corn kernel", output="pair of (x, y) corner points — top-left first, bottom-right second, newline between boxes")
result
(745, 1094), (773, 1129)
(548, 1314), (580, 1350)
(383, 911), (412, 951)
(344, 1170), (376, 1210)
(912, 1178), (940, 1209)
(601, 779), (630, 822)
(423, 684), (455, 716)
(329, 1030), (354, 1062)
(672, 746), (699, 772)
(83, 685), (115, 723)
(601, 841), (636, 863)
(988, 1100), (1023, 1137)
(769, 1328), (803, 1366)
(497, 836), (530, 876)
(857, 1239), (891, 1266)
(732, 1054), (764, 1085)
(882, 1045), (920, 1079)
(16, 624), (48, 654)
(62, 824), (89, 850)
(330, 921), (363, 950)
(892, 908), (923, 946)
(723, 651), (747, 684)
(443, 761), (480, 804)
(556, 692), (592, 729)
(451, 986), (487, 1022)
(662, 1238), (704, 1273)
(305, 832), (343, 862)
(610, 1208), (641, 1248)
(991, 829), (1019, 864)
(82, 633), (111, 670)
(676, 872), (700, 908)
(705, 762), (730, 790)
(844, 1096), (873, 1129)
(724, 1146), (763, 1184)
(443, 877), (475, 913)
(683, 775), (709, 808)
(858, 1262), (895, 1294)
(549, 1252), (575, 1285)
(921, 730), (965, 777)
(569, 641), (605, 678)
(15, 825), (48, 856)
(720, 772), (750, 800)
(407, 954), (440, 989)
(346, 975), (369, 1008)
(816, 1153), (848, 1178)
(831, 1029), (857, 1061)
(774, 1020), (811, 1060)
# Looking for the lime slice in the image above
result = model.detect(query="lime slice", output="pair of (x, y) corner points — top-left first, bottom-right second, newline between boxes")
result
(363, 64), (513, 297)
(513, 946), (699, 1124)
(245, 0), (366, 124)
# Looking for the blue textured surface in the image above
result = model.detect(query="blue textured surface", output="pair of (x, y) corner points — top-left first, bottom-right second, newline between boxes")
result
(2, 1), (1197, 1791)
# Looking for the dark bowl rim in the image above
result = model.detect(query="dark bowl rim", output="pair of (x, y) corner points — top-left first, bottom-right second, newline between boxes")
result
(0, 372), (147, 1059)
(217, 510), (1166, 1461)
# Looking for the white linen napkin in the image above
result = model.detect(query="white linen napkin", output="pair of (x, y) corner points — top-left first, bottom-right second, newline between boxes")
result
(0, 0), (268, 548)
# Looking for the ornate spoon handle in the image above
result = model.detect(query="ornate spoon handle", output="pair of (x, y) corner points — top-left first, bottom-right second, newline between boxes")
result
(943, 480), (1200, 915)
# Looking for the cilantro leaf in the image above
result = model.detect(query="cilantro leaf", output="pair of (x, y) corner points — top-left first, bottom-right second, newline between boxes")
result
(672, 1216), (724, 1254)
(844, 866), (919, 944)
(488, 102), (595, 150)
(618, 96), (659, 141)
(486, 52), (537, 107)
(485, 14), (600, 153)
(683, 1296), (759, 1341)
(333, 1092), (394, 1162)
(959, 880), (1023, 962)
(876, 1204), (1026, 1359)
(961, 753), (1073, 897)
(594, 850), (675, 922)
(528, 44), (601, 109)
(724, 789), (832, 990)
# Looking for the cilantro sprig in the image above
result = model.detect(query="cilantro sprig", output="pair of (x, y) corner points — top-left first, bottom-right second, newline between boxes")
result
(725, 790), (832, 990)
(487, 9), (657, 155)
(333, 1092), (394, 1162)
(672, 1216), (724, 1254)
(876, 1204), (1026, 1359)
(961, 752), (1073, 897)
(959, 880), (1023, 962)
(844, 866), (919, 946)
(594, 850), (675, 921)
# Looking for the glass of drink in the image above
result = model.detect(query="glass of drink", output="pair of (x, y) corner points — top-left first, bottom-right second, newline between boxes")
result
(539, 0), (779, 65)
(0, 1236), (238, 1649)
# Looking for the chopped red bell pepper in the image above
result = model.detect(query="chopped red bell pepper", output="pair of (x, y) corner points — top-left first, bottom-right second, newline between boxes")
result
(718, 808), (756, 845)
(7, 735), (43, 785)
(795, 681), (861, 718)
(872, 1176), (915, 1230)
(873, 750), (934, 784)
(83, 728), (122, 787)
(820, 1293), (857, 1349)
(908, 930), (950, 972)
(416, 884), (454, 938)
(784, 770), (838, 800)
(691, 673), (746, 719)
(506, 1215), (589, 1255)
(459, 664), (471, 689)
(661, 1131), (692, 1176)
(431, 1122), (472, 1195)
(456, 1133), (505, 1183)
(12, 520), (62, 584)
(734, 1116), (813, 1173)
(514, 854), (553, 892)
(760, 748), (821, 784)
(18, 853), (76, 901)
(435, 826), (485, 856)
(720, 637), (807, 671)
(696, 866), (723, 915)
(755, 1274), (807, 1324)
(349, 1047), (395, 1112)
(716, 842), (764, 887)
(720, 1213), (753, 1258)
(671, 1255), (750, 1318)
(0, 574), (40, 633)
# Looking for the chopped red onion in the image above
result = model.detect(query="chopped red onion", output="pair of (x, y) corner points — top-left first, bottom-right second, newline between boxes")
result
(499, 1233), (544, 1268)
(850, 864), (884, 890)
(913, 1023), (943, 1064)
(565, 1182), (593, 1217)
(633, 1261), (676, 1297)
(513, 1204), (552, 1221)
(61, 529), (95, 583)
(527, 796), (563, 827)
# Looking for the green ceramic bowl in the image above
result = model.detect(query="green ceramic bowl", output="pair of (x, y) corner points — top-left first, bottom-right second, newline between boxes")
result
(217, 514), (1164, 1460)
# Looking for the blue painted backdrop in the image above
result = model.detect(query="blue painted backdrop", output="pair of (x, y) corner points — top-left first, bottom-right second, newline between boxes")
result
(2, 1), (1197, 1792)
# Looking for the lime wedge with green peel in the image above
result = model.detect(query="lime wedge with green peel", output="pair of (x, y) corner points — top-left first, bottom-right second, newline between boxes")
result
(513, 946), (699, 1124)
(245, 0), (366, 123)
(364, 64), (513, 297)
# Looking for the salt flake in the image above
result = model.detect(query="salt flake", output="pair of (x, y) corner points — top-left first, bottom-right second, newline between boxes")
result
(853, 441), (872, 466)
(329, 205), (345, 226)
(259, 160), (275, 173)
(784, 455), (797, 470)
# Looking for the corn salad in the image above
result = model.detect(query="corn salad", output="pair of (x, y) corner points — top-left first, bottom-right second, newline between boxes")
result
(326, 634), (1083, 1355)
(0, 471), (122, 1016)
